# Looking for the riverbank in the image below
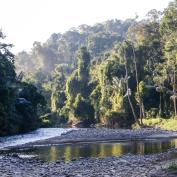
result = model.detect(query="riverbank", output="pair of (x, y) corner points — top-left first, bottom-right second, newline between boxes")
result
(1, 148), (177, 177)
(14, 128), (177, 148)
(0, 128), (74, 149)
(1, 128), (177, 176)
(134, 118), (177, 131)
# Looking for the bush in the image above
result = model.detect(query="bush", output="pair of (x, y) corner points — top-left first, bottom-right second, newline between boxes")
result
(41, 113), (55, 127)
(73, 94), (95, 124)
(168, 162), (177, 171)
(146, 108), (159, 118)
(102, 111), (130, 128)
(15, 102), (39, 132)
(41, 112), (69, 128)
(133, 117), (177, 130)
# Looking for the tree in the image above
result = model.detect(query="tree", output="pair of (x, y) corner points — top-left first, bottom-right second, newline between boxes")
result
(0, 32), (46, 135)
(50, 64), (71, 112)
(122, 42), (140, 125)
(160, 1), (177, 117)
(164, 33), (177, 117)
(73, 94), (94, 123)
(65, 47), (94, 123)
(160, 0), (177, 36)
(0, 32), (19, 135)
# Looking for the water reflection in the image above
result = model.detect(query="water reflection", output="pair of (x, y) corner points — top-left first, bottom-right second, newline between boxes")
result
(29, 139), (177, 162)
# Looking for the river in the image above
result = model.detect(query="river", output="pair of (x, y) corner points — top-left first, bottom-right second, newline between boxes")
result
(0, 128), (74, 149)
(1, 128), (177, 162)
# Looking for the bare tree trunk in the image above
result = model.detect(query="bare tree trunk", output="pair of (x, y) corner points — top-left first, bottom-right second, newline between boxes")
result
(142, 102), (145, 118)
(173, 69), (177, 117)
(159, 92), (162, 116)
(132, 44), (144, 125)
(163, 93), (168, 116)
(174, 98), (177, 117)
(124, 52), (140, 126)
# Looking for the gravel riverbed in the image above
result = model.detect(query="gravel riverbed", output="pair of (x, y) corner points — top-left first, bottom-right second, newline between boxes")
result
(0, 150), (177, 177)
(1, 128), (177, 177)
(17, 128), (177, 148)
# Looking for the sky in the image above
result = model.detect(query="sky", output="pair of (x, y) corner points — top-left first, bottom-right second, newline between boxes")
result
(0, 0), (171, 53)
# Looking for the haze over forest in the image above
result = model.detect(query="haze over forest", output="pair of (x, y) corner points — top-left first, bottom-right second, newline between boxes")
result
(0, 0), (171, 53)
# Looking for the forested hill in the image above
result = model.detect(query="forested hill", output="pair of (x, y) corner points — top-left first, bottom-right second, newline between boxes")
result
(13, 0), (177, 129)
(15, 19), (135, 73)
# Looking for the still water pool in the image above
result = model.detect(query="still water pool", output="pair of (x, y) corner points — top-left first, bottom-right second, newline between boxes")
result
(16, 139), (177, 161)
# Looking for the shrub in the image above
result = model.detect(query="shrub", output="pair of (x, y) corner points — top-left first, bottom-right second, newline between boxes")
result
(73, 94), (95, 123)
(102, 111), (130, 128)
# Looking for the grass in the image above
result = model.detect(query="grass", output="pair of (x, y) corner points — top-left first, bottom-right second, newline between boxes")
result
(168, 162), (177, 171)
(133, 117), (177, 130)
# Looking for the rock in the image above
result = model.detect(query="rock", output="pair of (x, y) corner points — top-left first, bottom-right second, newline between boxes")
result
(11, 153), (19, 158)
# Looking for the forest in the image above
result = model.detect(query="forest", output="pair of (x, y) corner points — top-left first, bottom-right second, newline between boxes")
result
(1, 0), (177, 135)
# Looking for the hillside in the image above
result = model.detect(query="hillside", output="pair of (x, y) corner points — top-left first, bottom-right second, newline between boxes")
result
(14, 3), (177, 129)
(15, 19), (135, 73)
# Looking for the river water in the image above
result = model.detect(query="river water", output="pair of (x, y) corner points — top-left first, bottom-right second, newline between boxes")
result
(1, 128), (177, 162)
(0, 128), (74, 149)
(19, 138), (177, 161)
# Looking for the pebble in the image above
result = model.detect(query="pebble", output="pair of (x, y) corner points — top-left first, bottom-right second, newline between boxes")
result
(1, 128), (177, 176)
(0, 151), (177, 177)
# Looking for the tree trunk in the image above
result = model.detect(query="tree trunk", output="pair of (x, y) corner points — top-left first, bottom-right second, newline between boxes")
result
(142, 102), (145, 118)
(159, 92), (162, 116)
(174, 98), (177, 117)
(124, 52), (140, 126)
(163, 93), (168, 116)
(132, 44), (144, 125)
(173, 69), (177, 117)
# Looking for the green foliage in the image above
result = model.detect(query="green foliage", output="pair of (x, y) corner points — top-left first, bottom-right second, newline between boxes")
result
(73, 94), (94, 122)
(16, 101), (39, 132)
(77, 46), (90, 81)
(65, 47), (94, 124)
(0, 32), (46, 136)
(102, 111), (130, 128)
(41, 109), (69, 128)
(134, 118), (177, 131)
(51, 91), (66, 112)
(0, 33), (20, 135)
(50, 64), (71, 112)
(66, 70), (81, 103)
(160, 0), (177, 36)
(19, 84), (46, 108)
(135, 81), (147, 106)
(15, 19), (134, 74)
(168, 162), (177, 171)
(88, 32), (121, 56)
(11, 0), (177, 128)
